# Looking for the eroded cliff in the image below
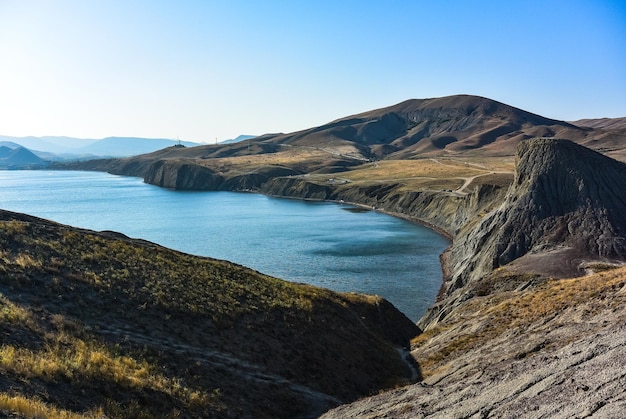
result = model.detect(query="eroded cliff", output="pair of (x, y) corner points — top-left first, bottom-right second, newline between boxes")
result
(420, 138), (626, 328)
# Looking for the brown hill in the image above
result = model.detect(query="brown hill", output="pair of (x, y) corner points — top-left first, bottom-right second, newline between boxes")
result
(261, 94), (590, 159)
(0, 210), (419, 418)
(61, 95), (624, 189)
(571, 116), (626, 130)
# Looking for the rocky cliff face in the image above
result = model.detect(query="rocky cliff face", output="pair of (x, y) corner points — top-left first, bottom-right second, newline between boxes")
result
(261, 177), (507, 239)
(420, 138), (626, 329)
(145, 159), (226, 189)
(143, 159), (302, 191)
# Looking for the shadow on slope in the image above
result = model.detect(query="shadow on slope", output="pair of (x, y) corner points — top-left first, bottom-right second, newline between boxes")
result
(0, 210), (419, 418)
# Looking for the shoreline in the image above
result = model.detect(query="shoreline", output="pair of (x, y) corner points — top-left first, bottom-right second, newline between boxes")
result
(260, 190), (456, 317)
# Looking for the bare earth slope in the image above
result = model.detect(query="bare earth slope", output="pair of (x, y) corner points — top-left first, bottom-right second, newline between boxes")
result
(322, 267), (626, 419)
(446, 138), (626, 292)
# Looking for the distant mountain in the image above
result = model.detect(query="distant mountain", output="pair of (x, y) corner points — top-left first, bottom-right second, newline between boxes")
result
(0, 145), (12, 158)
(571, 116), (626, 130)
(0, 141), (23, 149)
(0, 136), (98, 154)
(0, 135), (201, 160)
(219, 134), (256, 144)
(0, 146), (47, 168)
(76, 137), (199, 157)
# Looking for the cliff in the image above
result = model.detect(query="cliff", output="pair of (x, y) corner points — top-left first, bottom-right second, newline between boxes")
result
(420, 138), (626, 328)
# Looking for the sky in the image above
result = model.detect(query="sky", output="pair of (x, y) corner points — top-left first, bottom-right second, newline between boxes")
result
(1, 1), (625, 143)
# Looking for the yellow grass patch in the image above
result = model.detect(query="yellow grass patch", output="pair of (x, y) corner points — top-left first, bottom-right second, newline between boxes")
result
(413, 267), (626, 377)
(0, 393), (104, 419)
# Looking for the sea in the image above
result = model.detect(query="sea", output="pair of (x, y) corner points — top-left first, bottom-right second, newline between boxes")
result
(0, 170), (449, 322)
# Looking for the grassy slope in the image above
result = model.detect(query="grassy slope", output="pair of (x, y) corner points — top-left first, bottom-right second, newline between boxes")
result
(412, 266), (626, 378)
(0, 211), (419, 418)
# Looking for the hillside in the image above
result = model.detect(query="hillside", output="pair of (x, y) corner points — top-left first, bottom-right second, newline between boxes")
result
(322, 265), (626, 418)
(0, 146), (47, 168)
(571, 116), (626, 130)
(0, 210), (419, 418)
(263, 95), (588, 158)
(57, 95), (626, 195)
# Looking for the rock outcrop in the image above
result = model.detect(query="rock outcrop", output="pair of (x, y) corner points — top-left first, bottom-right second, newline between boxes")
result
(421, 138), (626, 329)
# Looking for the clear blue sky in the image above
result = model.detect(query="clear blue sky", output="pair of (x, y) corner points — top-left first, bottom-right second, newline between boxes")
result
(1, 0), (625, 143)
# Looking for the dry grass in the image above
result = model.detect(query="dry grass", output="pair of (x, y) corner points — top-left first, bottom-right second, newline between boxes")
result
(0, 393), (104, 419)
(413, 266), (626, 377)
(0, 213), (417, 418)
(209, 148), (327, 167)
(342, 159), (485, 181)
(321, 157), (515, 192)
(0, 336), (213, 405)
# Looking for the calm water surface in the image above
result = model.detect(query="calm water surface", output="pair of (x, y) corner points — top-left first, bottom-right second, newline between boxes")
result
(0, 171), (449, 321)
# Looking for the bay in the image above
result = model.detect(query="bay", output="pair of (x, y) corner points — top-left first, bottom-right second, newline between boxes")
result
(0, 170), (449, 321)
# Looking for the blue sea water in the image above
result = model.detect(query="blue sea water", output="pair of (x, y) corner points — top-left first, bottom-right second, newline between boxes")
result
(0, 170), (449, 321)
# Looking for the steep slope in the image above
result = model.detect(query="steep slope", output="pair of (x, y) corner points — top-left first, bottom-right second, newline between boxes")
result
(322, 266), (626, 418)
(0, 210), (419, 418)
(419, 139), (626, 329)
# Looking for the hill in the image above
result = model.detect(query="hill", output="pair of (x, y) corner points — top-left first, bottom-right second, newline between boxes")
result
(219, 134), (257, 144)
(0, 146), (47, 168)
(571, 116), (626, 130)
(0, 210), (419, 418)
(263, 94), (590, 159)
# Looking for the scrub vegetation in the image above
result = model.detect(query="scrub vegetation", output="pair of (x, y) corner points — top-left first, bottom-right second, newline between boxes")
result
(0, 212), (419, 418)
